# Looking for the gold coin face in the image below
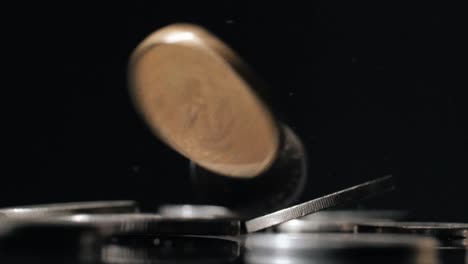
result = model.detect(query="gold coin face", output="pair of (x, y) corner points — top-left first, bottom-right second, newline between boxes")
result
(129, 24), (279, 178)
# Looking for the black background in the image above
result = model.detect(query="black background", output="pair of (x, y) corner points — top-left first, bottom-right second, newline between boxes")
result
(5, 2), (467, 220)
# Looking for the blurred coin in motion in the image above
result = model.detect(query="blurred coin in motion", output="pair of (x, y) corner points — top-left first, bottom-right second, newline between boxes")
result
(129, 23), (279, 178)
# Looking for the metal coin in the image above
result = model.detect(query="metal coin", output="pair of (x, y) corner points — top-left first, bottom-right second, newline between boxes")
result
(244, 233), (438, 264)
(276, 210), (407, 233)
(190, 124), (308, 217)
(102, 236), (240, 264)
(129, 23), (279, 178)
(0, 200), (138, 218)
(355, 222), (468, 239)
(58, 214), (241, 237)
(157, 204), (235, 219)
(300, 209), (408, 221)
(245, 175), (395, 232)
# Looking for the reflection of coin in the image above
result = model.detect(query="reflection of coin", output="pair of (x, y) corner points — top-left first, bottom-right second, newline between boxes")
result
(245, 175), (394, 232)
(0, 200), (138, 218)
(276, 210), (407, 233)
(58, 214), (241, 236)
(129, 24), (279, 178)
(158, 204), (235, 219)
(355, 222), (468, 239)
(0, 220), (101, 262)
(245, 233), (438, 264)
(102, 236), (240, 264)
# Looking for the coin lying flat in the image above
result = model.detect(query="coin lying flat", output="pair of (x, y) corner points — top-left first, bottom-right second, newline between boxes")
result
(157, 204), (236, 219)
(355, 222), (468, 239)
(26, 175), (392, 237)
(275, 210), (407, 233)
(58, 214), (241, 237)
(245, 175), (394, 232)
(129, 23), (279, 178)
(0, 200), (138, 218)
(245, 233), (438, 264)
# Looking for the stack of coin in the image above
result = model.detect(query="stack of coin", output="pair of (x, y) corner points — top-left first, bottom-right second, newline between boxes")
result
(0, 201), (137, 263)
(57, 213), (241, 237)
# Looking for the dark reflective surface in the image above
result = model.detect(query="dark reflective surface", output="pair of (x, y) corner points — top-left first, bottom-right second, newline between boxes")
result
(1, 231), (466, 264)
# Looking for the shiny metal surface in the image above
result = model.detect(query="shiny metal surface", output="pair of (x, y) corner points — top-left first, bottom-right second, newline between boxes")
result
(245, 233), (438, 264)
(245, 175), (394, 232)
(0, 200), (138, 218)
(158, 204), (235, 219)
(276, 210), (407, 233)
(355, 222), (468, 238)
(58, 213), (241, 236)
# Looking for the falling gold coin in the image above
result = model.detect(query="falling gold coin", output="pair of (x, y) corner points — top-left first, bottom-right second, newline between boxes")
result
(129, 24), (279, 178)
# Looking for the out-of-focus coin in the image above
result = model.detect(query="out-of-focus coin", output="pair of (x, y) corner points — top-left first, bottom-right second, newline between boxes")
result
(102, 236), (240, 264)
(356, 222), (468, 264)
(129, 23), (279, 178)
(158, 204), (235, 219)
(0, 220), (101, 263)
(245, 175), (395, 233)
(58, 214), (241, 236)
(244, 233), (438, 264)
(355, 222), (468, 239)
(276, 210), (407, 233)
(0, 200), (138, 218)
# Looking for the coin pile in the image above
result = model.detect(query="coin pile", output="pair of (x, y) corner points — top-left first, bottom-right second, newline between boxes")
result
(0, 176), (399, 263)
(3, 23), (466, 264)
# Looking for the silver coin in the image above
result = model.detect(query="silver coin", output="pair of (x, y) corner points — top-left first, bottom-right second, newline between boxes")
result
(58, 214), (241, 237)
(276, 210), (407, 233)
(245, 233), (438, 264)
(157, 204), (235, 219)
(0, 200), (138, 218)
(245, 175), (394, 233)
(300, 209), (408, 221)
(102, 236), (240, 264)
(355, 222), (468, 238)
